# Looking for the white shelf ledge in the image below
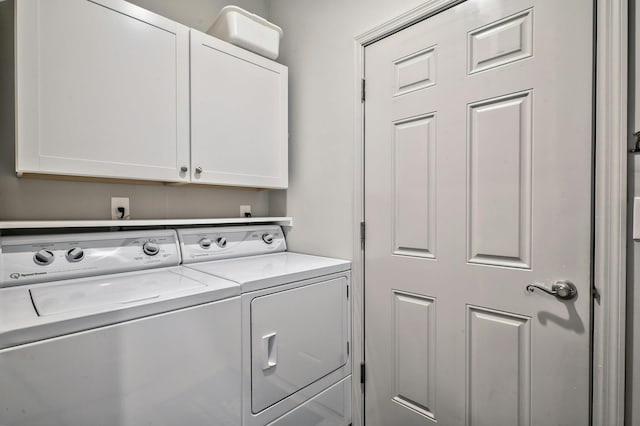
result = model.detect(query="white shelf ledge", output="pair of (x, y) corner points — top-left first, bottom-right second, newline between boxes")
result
(0, 217), (293, 230)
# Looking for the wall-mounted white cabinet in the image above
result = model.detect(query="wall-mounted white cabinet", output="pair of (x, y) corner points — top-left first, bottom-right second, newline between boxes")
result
(191, 30), (288, 189)
(15, 0), (288, 189)
(16, 0), (191, 183)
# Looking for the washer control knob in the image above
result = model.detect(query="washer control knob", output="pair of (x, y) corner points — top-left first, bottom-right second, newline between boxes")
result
(65, 247), (85, 263)
(199, 238), (212, 249)
(262, 233), (274, 245)
(216, 237), (227, 248)
(33, 249), (55, 266)
(142, 241), (160, 256)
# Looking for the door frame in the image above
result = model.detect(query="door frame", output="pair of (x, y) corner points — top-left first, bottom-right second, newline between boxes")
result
(350, 1), (628, 426)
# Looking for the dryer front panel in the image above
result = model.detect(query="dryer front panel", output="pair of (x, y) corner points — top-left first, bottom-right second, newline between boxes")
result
(250, 277), (349, 413)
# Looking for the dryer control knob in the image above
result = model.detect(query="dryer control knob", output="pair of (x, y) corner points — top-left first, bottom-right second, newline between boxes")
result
(199, 238), (212, 249)
(216, 237), (227, 248)
(33, 249), (55, 265)
(142, 241), (160, 256)
(262, 233), (274, 244)
(65, 247), (85, 262)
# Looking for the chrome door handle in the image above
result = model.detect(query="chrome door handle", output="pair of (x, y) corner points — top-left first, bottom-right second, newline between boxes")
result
(526, 280), (577, 300)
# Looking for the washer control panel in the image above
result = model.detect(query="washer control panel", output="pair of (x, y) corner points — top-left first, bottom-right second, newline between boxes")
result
(178, 225), (286, 263)
(0, 230), (181, 287)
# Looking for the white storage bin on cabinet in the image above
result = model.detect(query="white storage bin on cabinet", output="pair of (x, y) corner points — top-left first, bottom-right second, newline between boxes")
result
(207, 6), (282, 60)
(16, 0), (191, 183)
(190, 30), (288, 189)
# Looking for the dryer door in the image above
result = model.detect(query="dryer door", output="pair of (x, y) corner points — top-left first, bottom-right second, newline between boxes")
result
(250, 277), (349, 413)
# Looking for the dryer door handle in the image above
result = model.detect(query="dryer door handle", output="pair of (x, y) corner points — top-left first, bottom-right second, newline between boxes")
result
(262, 332), (277, 370)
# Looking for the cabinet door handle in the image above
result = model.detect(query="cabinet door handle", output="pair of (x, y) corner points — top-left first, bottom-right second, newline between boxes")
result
(195, 166), (203, 174)
(180, 166), (188, 173)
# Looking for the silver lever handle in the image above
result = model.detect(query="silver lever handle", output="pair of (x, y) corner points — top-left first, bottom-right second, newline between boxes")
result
(526, 280), (577, 300)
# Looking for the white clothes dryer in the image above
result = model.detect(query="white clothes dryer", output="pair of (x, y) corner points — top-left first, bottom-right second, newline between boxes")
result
(179, 225), (352, 426)
(0, 229), (242, 426)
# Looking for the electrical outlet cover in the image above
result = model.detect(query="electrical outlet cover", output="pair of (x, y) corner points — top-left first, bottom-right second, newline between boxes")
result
(111, 197), (130, 220)
(240, 205), (252, 217)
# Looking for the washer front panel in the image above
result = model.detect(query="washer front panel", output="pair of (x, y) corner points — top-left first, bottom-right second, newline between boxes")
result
(0, 298), (241, 426)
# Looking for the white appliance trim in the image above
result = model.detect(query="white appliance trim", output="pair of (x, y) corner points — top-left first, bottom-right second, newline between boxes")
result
(351, 1), (628, 426)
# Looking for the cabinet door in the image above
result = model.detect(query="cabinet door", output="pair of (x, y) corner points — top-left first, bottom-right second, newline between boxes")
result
(190, 30), (288, 189)
(16, 0), (190, 183)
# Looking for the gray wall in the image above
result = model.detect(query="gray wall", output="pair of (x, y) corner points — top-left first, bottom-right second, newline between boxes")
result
(267, 0), (429, 259)
(0, 0), (270, 221)
(0, 0), (429, 232)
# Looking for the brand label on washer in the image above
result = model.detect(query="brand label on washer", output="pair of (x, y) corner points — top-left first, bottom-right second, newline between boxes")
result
(9, 271), (47, 279)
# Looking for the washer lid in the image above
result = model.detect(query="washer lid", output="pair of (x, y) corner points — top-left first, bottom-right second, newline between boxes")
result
(186, 252), (351, 292)
(30, 270), (204, 316)
(0, 266), (240, 350)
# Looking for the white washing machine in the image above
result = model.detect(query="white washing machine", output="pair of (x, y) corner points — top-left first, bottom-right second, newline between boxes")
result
(178, 225), (352, 426)
(0, 229), (241, 426)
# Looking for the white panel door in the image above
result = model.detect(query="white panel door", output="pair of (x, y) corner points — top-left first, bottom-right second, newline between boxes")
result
(16, 0), (191, 183)
(190, 30), (288, 189)
(364, 1), (592, 425)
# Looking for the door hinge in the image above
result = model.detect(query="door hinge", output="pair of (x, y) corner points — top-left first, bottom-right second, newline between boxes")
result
(631, 131), (640, 153)
(360, 362), (366, 385)
(361, 79), (366, 102)
(360, 221), (366, 249)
